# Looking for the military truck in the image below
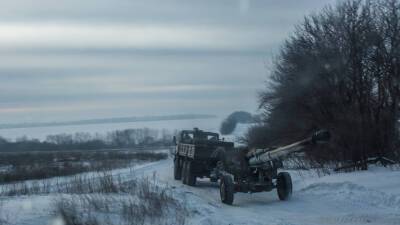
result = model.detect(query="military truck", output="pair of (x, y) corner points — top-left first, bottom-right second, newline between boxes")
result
(173, 128), (330, 205)
(173, 128), (234, 186)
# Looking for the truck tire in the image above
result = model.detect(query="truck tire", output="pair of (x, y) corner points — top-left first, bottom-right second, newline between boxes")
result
(181, 160), (188, 184)
(277, 172), (292, 201)
(186, 161), (196, 186)
(220, 175), (234, 205)
(174, 158), (182, 180)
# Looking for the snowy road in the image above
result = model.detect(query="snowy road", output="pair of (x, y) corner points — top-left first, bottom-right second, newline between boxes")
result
(135, 159), (400, 225)
(1, 158), (399, 225)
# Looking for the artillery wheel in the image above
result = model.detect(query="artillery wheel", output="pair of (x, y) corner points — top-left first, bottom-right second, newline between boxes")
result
(220, 175), (234, 205)
(186, 161), (196, 186)
(277, 172), (292, 201)
(181, 160), (188, 184)
(174, 158), (182, 180)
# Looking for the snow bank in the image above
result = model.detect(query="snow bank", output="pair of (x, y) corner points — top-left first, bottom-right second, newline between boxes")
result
(299, 181), (400, 209)
(1, 157), (400, 225)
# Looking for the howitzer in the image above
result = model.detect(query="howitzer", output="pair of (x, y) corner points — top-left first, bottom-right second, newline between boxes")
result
(217, 130), (330, 205)
(247, 130), (331, 166)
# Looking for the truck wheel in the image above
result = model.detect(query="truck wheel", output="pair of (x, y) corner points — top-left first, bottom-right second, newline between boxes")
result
(181, 160), (188, 184)
(186, 161), (196, 186)
(277, 172), (292, 201)
(220, 175), (234, 205)
(174, 158), (182, 180)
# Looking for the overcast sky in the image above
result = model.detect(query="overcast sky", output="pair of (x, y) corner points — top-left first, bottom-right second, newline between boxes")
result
(0, 0), (336, 123)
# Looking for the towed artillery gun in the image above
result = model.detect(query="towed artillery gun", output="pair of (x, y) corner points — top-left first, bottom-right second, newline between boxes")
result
(217, 130), (330, 205)
(173, 128), (330, 205)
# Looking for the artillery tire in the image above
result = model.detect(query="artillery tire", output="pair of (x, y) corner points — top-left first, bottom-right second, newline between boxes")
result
(277, 172), (292, 201)
(220, 175), (234, 205)
(186, 161), (196, 186)
(181, 160), (188, 184)
(174, 158), (182, 180)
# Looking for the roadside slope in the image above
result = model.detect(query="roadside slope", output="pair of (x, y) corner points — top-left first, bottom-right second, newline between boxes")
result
(146, 159), (400, 225)
(1, 157), (399, 225)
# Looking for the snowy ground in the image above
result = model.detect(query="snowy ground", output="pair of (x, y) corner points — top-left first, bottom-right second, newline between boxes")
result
(144, 160), (400, 225)
(1, 124), (399, 225)
(1, 157), (399, 225)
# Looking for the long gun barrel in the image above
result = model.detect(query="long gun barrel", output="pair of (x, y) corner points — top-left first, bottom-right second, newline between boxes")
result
(247, 130), (330, 166)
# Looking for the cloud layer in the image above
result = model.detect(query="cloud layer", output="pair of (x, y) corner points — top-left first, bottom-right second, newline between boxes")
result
(0, 0), (335, 123)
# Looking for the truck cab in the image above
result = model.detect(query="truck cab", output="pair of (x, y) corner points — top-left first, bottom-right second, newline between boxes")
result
(177, 128), (220, 144)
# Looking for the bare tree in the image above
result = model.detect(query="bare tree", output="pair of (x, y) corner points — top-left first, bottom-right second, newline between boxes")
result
(256, 0), (400, 168)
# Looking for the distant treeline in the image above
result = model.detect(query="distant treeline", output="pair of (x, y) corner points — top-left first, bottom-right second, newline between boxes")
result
(0, 114), (215, 129)
(0, 128), (175, 152)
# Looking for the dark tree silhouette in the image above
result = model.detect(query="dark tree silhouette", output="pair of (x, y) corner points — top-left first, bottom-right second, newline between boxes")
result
(252, 0), (400, 168)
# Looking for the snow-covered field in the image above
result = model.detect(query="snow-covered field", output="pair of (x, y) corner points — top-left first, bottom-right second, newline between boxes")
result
(1, 157), (399, 225)
(0, 118), (223, 141)
(149, 160), (400, 225)
(1, 123), (399, 225)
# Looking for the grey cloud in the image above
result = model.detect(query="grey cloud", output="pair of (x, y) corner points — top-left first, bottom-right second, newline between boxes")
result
(0, 0), (337, 123)
(0, 0), (335, 26)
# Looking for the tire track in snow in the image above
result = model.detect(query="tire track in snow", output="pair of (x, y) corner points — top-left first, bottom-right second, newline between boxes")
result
(298, 181), (400, 209)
